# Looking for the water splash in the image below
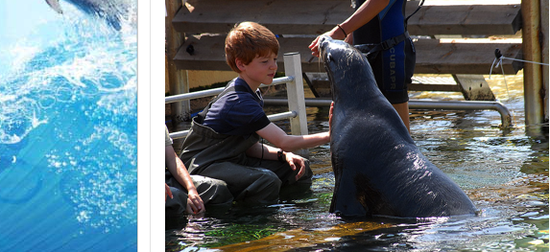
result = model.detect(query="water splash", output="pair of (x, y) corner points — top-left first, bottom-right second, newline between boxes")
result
(0, 1), (137, 250)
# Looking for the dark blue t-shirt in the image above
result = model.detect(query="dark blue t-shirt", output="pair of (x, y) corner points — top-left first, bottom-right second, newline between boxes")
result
(203, 77), (271, 136)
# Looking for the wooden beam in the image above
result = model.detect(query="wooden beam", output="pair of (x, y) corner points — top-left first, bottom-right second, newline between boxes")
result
(413, 39), (523, 74)
(174, 34), (523, 74)
(166, 0), (191, 123)
(407, 3), (522, 36)
(173, 0), (522, 36)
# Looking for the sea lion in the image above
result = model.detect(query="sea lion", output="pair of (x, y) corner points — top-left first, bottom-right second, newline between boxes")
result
(319, 36), (477, 218)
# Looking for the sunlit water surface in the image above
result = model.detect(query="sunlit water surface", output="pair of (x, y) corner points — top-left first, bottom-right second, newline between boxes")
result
(166, 72), (548, 251)
(0, 2), (137, 251)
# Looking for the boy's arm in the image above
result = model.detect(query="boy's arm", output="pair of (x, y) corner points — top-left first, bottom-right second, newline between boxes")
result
(165, 145), (205, 214)
(256, 123), (329, 152)
(255, 102), (333, 152)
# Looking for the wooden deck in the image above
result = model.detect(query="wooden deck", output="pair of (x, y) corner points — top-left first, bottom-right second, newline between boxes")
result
(172, 0), (523, 75)
(175, 34), (523, 75)
(174, 0), (522, 36)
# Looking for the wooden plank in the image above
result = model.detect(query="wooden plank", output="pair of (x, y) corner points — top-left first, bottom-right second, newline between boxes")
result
(407, 4), (522, 36)
(173, 0), (522, 36)
(413, 39), (523, 74)
(174, 34), (523, 74)
(410, 76), (460, 92)
(409, 83), (461, 92)
(306, 73), (461, 93)
(174, 0), (352, 35)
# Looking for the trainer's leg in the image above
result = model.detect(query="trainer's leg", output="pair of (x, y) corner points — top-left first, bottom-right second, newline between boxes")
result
(392, 102), (410, 133)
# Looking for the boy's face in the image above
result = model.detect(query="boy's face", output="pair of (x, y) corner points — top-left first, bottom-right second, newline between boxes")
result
(239, 52), (278, 86)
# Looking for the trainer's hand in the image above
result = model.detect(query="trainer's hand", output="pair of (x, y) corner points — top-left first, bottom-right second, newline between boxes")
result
(186, 188), (205, 214)
(309, 35), (323, 58)
(309, 26), (347, 57)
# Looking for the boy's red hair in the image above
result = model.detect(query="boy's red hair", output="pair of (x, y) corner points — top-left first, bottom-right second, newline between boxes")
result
(225, 22), (280, 73)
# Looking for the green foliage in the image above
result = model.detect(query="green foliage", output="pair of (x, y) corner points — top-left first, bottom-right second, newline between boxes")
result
(203, 224), (284, 248)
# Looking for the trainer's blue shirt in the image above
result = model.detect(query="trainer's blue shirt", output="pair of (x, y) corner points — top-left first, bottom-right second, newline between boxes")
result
(203, 77), (271, 136)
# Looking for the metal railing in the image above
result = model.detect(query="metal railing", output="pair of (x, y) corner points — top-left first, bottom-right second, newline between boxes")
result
(263, 98), (512, 128)
(167, 51), (514, 141)
(166, 52), (308, 140)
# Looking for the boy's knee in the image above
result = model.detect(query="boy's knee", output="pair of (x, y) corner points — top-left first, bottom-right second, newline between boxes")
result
(236, 169), (281, 204)
(192, 175), (233, 206)
(254, 169), (282, 194)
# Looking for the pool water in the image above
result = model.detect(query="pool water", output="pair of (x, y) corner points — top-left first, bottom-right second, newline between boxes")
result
(165, 72), (548, 251)
(0, 1), (137, 251)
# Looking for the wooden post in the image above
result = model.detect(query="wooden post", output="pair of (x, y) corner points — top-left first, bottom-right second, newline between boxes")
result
(521, 0), (545, 133)
(541, 0), (549, 123)
(165, 0), (190, 123)
(453, 74), (496, 101)
(283, 52), (309, 155)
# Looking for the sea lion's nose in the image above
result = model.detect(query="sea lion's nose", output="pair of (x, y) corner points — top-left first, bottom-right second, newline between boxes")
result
(326, 52), (332, 62)
(319, 35), (330, 48)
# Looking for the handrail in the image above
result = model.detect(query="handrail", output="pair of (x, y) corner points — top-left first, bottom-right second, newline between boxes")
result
(262, 98), (513, 128)
(169, 111), (298, 139)
(165, 76), (295, 104)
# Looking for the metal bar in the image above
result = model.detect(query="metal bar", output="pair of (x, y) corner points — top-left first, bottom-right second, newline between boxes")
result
(408, 100), (512, 128)
(522, 0), (545, 133)
(165, 76), (294, 104)
(272, 76), (294, 86)
(543, 0), (550, 123)
(165, 86), (225, 104)
(169, 111), (297, 139)
(166, 72), (298, 140)
(263, 98), (512, 128)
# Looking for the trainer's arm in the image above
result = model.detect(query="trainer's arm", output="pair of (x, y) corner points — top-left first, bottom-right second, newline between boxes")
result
(309, 0), (389, 57)
(338, 0), (390, 37)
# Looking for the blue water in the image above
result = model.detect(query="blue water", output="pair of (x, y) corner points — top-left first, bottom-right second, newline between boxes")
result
(0, 1), (137, 251)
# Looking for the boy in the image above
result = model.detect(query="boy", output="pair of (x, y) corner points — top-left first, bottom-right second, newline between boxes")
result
(180, 22), (331, 205)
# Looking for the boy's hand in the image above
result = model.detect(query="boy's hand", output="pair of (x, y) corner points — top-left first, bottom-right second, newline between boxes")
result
(285, 152), (306, 181)
(329, 101), (334, 134)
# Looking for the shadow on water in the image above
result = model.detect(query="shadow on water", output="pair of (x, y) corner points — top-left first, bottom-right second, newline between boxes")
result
(166, 72), (548, 251)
